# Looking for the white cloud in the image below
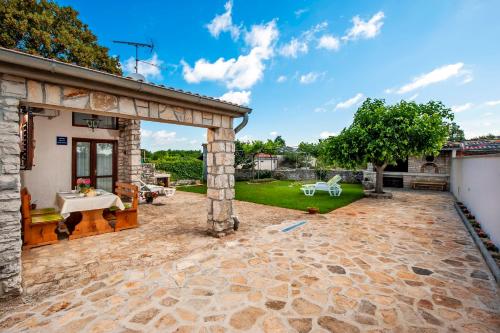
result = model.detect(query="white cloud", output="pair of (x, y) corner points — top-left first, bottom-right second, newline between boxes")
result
(278, 21), (328, 58)
(182, 20), (278, 90)
(269, 131), (278, 137)
(300, 72), (322, 84)
(206, 0), (240, 40)
(451, 103), (473, 113)
(277, 75), (287, 83)
(279, 38), (308, 58)
(317, 35), (340, 51)
(485, 100), (500, 107)
(140, 129), (193, 151)
(219, 90), (251, 105)
(237, 134), (253, 142)
(314, 107), (327, 113)
(123, 53), (163, 81)
(294, 8), (308, 17)
(391, 63), (468, 94)
(141, 128), (153, 137)
(335, 93), (364, 110)
(320, 131), (336, 139)
(342, 11), (385, 41)
(408, 93), (419, 101)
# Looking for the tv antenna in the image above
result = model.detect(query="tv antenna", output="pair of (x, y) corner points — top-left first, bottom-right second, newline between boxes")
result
(112, 40), (154, 73)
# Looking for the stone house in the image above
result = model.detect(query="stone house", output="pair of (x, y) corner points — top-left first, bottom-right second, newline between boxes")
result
(0, 48), (251, 298)
(363, 144), (458, 190)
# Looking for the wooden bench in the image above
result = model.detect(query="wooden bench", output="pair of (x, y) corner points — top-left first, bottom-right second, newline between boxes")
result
(21, 188), (63, 248)
(112, 182), (139, 231)
(411, 180), (447, 191)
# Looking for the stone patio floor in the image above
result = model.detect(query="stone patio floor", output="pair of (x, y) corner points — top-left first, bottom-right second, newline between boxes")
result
(1, 190), (499, 332)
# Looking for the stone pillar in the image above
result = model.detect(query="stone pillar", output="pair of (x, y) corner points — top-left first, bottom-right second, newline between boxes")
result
(118, 118), (142, 185)
(0, 75), (26, 298)
(206, 127), (235, 236)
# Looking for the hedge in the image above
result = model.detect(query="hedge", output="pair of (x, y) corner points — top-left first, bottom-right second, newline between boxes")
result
(155, 157), (203, 180)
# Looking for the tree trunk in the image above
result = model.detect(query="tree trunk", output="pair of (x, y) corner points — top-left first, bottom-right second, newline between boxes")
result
(374, 163), (387, 194)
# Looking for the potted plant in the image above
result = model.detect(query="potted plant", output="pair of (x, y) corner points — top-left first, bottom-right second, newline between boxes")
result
(76, 178), (91, 194)
(142, 191), (158, 204)
(307, 207), (319, 214)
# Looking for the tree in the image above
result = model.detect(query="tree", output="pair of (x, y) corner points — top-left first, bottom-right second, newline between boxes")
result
(470, 133), (498, 140)
(448, 122), (465, 142)
(0, 0), (121, 74)
(323, 99), (453, 193)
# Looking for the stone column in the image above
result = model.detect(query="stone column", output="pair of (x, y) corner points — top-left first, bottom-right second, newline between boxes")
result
(206, 127), (235, 237)
(117, 118), (142, 185)
(0, 75), (26, 298)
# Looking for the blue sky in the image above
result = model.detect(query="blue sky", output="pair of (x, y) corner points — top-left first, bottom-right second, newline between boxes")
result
(60, 0), (500, 151)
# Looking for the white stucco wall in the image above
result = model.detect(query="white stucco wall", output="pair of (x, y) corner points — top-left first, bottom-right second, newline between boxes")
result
(451, 155), (500, 246)
(20, 110), (119, 208)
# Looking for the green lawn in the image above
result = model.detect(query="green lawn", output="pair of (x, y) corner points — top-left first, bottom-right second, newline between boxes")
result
(177, 180), (364, 213)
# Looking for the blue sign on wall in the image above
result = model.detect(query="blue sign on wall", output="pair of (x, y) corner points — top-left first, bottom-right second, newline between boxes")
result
(56, 136), (68, 145)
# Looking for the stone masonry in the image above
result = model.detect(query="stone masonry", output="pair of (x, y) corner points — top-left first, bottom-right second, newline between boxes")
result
(24, 79), (233, 129)
(206, 127), (236, 236)
(0, 72), (240, 298)
(0, 77), (23, 298)
(118, 118), (141, 185)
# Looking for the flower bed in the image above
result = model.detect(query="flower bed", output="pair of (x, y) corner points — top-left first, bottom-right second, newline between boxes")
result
(456, 201), (500, 268)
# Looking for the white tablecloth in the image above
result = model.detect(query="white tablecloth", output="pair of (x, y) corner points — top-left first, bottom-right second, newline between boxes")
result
(56, 190), (125, 218)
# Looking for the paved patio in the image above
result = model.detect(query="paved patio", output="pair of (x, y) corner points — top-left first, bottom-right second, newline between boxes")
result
(1, 190), (499, 332)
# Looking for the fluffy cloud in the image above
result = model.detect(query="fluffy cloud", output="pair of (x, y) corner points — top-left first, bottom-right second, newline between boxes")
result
(276, 75), (287, 83)
(279, 38), (308, 58)
(300, 72), (322, 84)
(335, 93), (364, 109)
(182, 20), (278, 90)
(219, 90), (251, 105)
(206, 0), (240, 40)
(485, 100), (500, 107)
(278, 21), (328, 58)
(123, 53), (163, 81)
(451, 103), (473, 113)
(269, 131), (279, 137)
(342, 11), (385, 41)
(140, 129), (193, 151)
(294, 8), (309, 18)
(320, 131), (336, 139)
(317, 35), (340, 51)
(408, 93), (419, 101)
(389, 63), (468, 94)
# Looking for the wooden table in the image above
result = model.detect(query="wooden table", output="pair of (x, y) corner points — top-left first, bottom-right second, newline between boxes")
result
(57, 191), (125, 240)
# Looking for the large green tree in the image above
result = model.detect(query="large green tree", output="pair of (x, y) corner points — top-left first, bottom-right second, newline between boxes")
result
(323, 99), (453, 193)
(0, 0), (121, 74)
(448, 122), (465, 142)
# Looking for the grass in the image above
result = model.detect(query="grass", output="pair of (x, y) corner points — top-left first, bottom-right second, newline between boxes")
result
(177, 180), (364, 213)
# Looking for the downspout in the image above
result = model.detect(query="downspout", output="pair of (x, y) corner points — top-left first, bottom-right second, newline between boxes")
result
(234, 110), (251, 133)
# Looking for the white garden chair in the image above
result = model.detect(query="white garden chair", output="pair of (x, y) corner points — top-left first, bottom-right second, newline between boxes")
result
(301, 175), (342, 197)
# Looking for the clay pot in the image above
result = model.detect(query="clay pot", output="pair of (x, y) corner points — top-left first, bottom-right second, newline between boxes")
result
(307, 207), (319, 214)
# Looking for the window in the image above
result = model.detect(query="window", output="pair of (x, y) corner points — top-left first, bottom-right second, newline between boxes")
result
(20, 112), (34, 170)
(72, 112), (118, 130)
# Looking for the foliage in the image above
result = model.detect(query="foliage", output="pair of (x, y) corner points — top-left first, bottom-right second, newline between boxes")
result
(178, 180), (364, 214)
(469, 133), (498, 140)
(448, 122), (465, 142)
(142, 149), (203, 180)
(0, 0), (121, 74)
(322, 98), (453, 193)
(235, 137), (287, 175)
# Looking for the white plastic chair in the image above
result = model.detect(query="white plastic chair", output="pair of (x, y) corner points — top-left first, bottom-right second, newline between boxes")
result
(301, 175), (342, 197)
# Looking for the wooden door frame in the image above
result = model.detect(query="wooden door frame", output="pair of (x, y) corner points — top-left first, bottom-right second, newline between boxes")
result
(71, 138), (118, 193)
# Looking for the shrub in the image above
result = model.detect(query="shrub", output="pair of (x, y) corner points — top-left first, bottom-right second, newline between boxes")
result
(155, 156), (203, 180)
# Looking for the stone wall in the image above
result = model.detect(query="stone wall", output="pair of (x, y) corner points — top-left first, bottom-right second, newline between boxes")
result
(24, 79), (233, 129)
(141, 163), (156, 184)
(408, 152), (451, 175)
(117, 118), (141, 185)
(0, 89), (22, 298)
(235, 168), (363, 183)
(206, 127), (235, 236)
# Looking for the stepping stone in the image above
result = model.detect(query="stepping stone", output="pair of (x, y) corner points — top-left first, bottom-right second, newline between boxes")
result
(470, 270), (489, 280)
(327, 265), (346, 274)
(412, 266), (433, 276)
(318, 316), (360, 333)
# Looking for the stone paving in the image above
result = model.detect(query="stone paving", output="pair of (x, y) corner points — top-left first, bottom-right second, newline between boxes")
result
(1, 190), (500, 332)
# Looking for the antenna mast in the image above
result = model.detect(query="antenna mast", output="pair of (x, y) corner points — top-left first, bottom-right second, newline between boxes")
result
(112, 40), (153, 73)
